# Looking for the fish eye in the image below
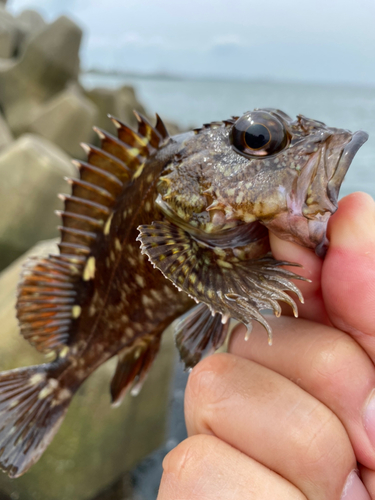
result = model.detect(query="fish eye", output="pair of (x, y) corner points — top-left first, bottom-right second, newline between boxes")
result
(231, 111), (288, 158)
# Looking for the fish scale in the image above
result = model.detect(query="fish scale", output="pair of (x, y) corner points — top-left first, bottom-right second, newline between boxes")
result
(0, 108), (368, 477)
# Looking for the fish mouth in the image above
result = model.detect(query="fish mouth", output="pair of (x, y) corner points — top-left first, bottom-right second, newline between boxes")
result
(262, 127), (369, 259)
(327, 130), (369, 203)
(312, 129), (368, 257)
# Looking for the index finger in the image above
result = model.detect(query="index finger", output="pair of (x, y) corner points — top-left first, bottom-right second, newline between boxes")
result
(269, 231), (330, 325)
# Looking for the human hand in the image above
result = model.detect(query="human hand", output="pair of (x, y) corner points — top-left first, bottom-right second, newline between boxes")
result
(157, 192), (375, 499)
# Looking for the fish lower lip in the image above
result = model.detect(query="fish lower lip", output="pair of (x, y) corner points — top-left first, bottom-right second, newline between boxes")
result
(327, 130), (369, 202)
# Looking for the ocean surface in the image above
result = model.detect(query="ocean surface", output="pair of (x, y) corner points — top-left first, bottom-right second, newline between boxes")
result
(81, 74), (375, 200)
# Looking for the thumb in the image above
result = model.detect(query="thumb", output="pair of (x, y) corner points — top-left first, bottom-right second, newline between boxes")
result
(323, 192), (375, 357)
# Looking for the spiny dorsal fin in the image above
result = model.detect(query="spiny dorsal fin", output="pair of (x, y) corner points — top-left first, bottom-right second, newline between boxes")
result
(109, 115), (152, 156)
(155, 113), (170, 140)
(133, 111), (164, 148)
(17, 113), (170, 355)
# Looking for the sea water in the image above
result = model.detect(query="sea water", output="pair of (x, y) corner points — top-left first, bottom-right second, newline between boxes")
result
(81, 74), (375, 199)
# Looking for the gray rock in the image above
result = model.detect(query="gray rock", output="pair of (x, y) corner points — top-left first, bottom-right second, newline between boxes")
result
(17, 9), (46, 37)
(16, 8), (47, 55)
(30, 84), (98, 158)
(0, 134), (75, 270)
(85, 85), (147, 136)
(0, 7), (20, 58)
(0, 239), (176, 500)
(0, 15), (82, 133)
(0, 95), (40, 137)
(0, 110), (12, 150)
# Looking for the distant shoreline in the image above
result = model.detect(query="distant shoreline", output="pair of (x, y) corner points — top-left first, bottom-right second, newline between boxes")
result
(82, 68), (185, 82)
(81, 69), (375, 90)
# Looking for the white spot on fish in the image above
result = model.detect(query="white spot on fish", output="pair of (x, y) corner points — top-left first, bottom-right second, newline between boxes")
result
(129, 147), (140, 157)
(236, 192), (244, 204)
(29, 373), (45, 386)
(125, 327), (134, 337)
(83, 256), (96, 281)
(146, 309), (155, 319)
(38, 379), (59, 399)
(115, 238), (122, 251)
(51, 388), (72, 407)
(243, 213), (256, 223)
(150, 289), (161, 301)
(141, 295), (153, 307)
(134, 347), (142, 360)
(104, 212), (114, 235)
(128, 256), (137, 267)
(59, 346), (70, 358)
(133, 162), (145, 180)
(72, 305), (81, 319)
(58, 388), (72, 401)
(135, 274), (146, 287)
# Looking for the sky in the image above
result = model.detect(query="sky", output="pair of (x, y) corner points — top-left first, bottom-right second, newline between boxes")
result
(7, 0), (375, 86)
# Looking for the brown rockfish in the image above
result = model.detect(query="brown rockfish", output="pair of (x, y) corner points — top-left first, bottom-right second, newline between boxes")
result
(0, 109), (368, 477)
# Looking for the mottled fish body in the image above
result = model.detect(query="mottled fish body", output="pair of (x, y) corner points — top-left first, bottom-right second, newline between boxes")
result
(0, 109), (368, 476)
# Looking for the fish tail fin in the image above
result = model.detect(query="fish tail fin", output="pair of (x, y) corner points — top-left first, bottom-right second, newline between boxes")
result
(0, 363), (73, 477)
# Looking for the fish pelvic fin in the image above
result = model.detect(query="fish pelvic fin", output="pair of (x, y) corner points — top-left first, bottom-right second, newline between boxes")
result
(0, 364), (73, 478)
(173, 303), (230, 370)
(111, 332), (163, 407)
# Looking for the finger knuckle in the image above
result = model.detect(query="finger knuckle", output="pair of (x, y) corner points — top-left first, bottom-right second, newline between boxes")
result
(185, 352), (237, 408)
(309, 333), (361, 392)
(162, 435), (215, 483)
(293, 402), (352, 473)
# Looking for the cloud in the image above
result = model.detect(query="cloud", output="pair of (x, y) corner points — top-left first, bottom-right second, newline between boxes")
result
(212, 34), (242, 46)
(87, 31), (167, 50)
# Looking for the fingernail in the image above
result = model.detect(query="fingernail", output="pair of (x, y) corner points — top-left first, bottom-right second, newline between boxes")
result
(364, 389), (375, 448)
(341, 470), (370, 500)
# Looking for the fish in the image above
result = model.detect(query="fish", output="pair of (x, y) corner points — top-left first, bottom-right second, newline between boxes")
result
(0, 108), (368, 477)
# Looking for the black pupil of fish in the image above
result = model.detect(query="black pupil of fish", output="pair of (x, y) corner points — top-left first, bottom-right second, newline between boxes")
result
(244, 124), (270, 150)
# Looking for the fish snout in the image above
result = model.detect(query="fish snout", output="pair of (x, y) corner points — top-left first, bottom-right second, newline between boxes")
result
(327, 129), (369, 204)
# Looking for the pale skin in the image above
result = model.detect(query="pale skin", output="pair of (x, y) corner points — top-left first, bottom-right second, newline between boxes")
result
(157, 191), (375, 500)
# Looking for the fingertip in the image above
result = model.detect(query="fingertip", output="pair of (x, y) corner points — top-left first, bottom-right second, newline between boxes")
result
(269, 232), (322, 282)
(269, 233), (326, 321)
(327, 192), (375, 249)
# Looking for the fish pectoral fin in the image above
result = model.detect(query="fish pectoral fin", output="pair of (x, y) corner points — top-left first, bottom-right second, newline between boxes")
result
(137, 220), (307, 345)
(173, 303), (230, 370)
(110, 333), (162, 407)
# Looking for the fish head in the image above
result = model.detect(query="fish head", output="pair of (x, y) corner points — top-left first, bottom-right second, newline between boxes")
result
(157, 109), (368, 256)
